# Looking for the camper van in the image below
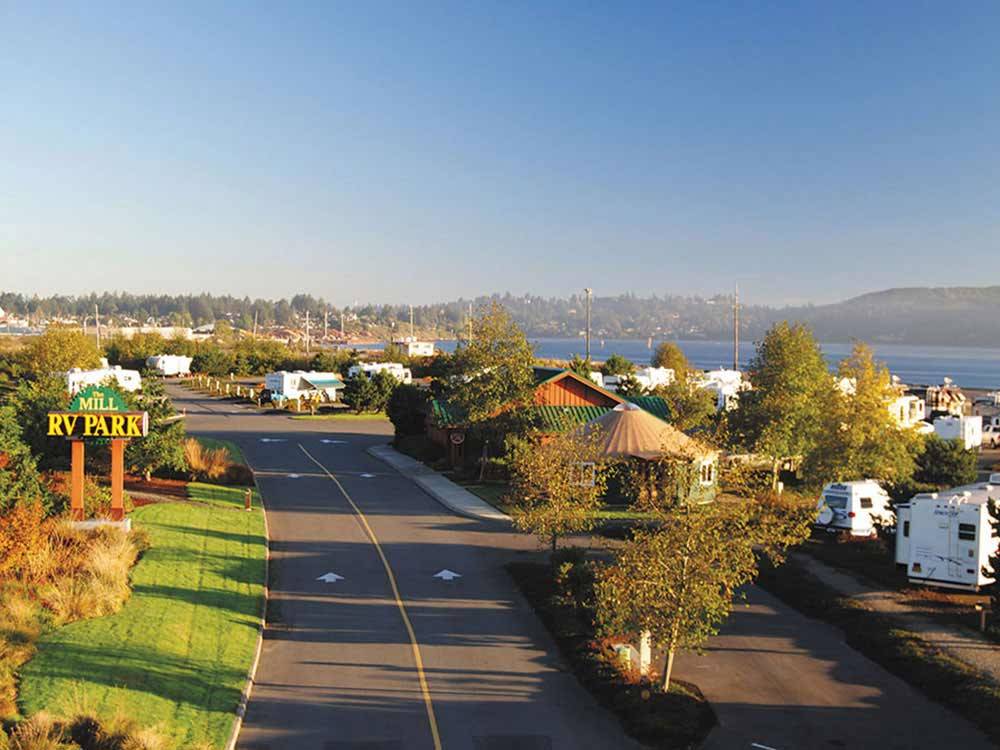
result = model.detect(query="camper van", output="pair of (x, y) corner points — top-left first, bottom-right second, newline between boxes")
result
(815, 481), (892, 538)
(895, 483), (1000, 590)
(263, 371), (344, 405)
(146, 354), (193, 377)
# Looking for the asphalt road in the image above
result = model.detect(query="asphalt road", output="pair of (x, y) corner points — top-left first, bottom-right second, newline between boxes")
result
(167, 385), (993, 750)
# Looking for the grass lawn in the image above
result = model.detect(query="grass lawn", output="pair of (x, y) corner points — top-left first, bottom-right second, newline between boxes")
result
(460, 482), (654, 522)
(18, 485), (266, 749)
(195, 436), (248, 466)
(289, 412), (388, 421)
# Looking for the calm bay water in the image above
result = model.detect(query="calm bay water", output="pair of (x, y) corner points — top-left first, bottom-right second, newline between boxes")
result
(428, 338), (1000, 390)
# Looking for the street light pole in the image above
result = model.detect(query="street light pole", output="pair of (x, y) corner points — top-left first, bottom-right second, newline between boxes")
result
(584, 288), (593, 362)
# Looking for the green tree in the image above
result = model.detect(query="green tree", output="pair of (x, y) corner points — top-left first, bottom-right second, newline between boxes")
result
(0, 405), (55, 514)
(651, 342), (690, 382)
(104, 332), (167, 369)
(507, 429), (608, 551)
(601, 353), (634, 377)
(445, 302), (535, 426)
(654, 381), (717, 432)
(595, 498), (811, 691)
(729, 322), (832, 488)
(125, 377), (187, 481)
(10, 375), (71, 469)
(567, 354), (593, 378)
(342, 371), (378, 413)
(387, 383), (430, 437)
(21, 328), (102, 376)
(805, 343), (919, 486)
(914, 435), (978, 487)
(615, 373), (646, 396)
(191, 346), (235, 376)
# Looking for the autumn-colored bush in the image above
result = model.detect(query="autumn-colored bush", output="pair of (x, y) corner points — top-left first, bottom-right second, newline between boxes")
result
(0, 709), (172, 750)
(182, 439), (229, 481)
(0, 504), (47, 579)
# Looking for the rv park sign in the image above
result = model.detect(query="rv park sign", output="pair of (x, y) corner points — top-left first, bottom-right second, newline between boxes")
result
(48, 385), (148, 522)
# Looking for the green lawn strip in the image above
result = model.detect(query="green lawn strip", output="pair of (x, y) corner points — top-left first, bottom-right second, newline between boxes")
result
(460, 483), (653, 522)
(194, 436), (248, 466)
(757, 558), (1000, 746)
(18, 501), (266, 749)
(187, 481), (259, 510)
(507, 561), (715, 749)
(289, 412), (388, 421)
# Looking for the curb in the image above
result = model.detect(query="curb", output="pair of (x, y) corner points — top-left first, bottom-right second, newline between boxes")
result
(225, 470), (270, 750)
(366, 444), (511, 523)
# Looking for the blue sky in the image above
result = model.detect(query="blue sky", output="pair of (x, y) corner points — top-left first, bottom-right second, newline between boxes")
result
(2, 1), (998, 306)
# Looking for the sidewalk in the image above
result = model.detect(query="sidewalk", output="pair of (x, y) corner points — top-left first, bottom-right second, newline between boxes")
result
(793, 551), (1000, 683)
(367, 444), (512, 523)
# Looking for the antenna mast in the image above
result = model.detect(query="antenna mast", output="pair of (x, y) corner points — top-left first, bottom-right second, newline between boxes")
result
(732, 285), (740, 371)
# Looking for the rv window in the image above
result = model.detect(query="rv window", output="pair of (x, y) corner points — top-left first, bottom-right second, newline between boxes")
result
(823, 494), (848, 510)
(903, 521), (909, 538)
(860, 497), (873, 509)
(958, 523), (976, 541)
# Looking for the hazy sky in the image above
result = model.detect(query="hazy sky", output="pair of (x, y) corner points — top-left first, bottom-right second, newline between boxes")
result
(2, 2), (998, 306)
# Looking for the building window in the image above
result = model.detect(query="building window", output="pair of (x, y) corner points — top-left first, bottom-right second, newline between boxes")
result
(700, 460), (715, 486)
(860, 497), (873, 509)
(903, 520), (910, 538)
(958, 523), (976, 541)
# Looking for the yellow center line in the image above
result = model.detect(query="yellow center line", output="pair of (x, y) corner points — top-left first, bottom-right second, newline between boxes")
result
(298, 444), (443, 750)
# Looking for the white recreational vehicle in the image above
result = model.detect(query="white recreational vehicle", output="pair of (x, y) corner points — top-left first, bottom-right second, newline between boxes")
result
(146, 354), (193, 377)
(65, 365), (142, 395)
(347, 362), (413, 384)
(815, 480), (893, 538)
(933, 415), (983, 450)
(264, 371), (344, 404)
(391, 337), (435, 357)
(895, 477), (1000, 591)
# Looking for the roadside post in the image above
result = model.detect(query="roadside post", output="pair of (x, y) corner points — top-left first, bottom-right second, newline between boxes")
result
(244, 488), (253, 512)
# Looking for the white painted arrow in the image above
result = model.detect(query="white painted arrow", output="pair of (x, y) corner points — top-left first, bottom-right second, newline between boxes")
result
(287, 473), (301, 479)
(259, 438), (288, 443)
(433, 569), (462, 581)
(320, 439), (347, 444)
(316, 572), (344, 583)
(360, 473), (376, 478)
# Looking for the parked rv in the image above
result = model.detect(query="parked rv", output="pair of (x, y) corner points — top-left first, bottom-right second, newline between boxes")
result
(146, 354), (193, 377)
(933, 415), (983, 450)
(347, 362), (413, 384)
(984, 423), (1000, 449)
(66, 365), (142, 395)
(263, 371), (344, 405)
(815, 480), (892, 538)
(895, 481), (1000, 590)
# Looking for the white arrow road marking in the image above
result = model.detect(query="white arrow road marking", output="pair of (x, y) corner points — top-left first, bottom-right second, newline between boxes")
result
(433, 569), (462, 581)
(287, 473), (301, 479)
(360, 473), (376, 478)
(316, 572), (344, 583)
(751, 743), (779, 750)
(320, 439), (347, 444)
(259, 438), (288, 443)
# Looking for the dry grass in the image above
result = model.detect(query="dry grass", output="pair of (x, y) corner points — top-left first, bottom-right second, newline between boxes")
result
(183, 439), (230, 481)
(0, 512), (147, 721)
(4, 713), (70, 750)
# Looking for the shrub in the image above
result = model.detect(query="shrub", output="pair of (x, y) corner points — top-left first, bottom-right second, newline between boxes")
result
(6, 713), (72, 750)
(183, 439), (229, 480)
(81, 479), (134, 520)
(386, 384), (429, 437)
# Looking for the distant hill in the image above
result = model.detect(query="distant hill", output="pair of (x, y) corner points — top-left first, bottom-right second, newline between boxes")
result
(2, 286), (999, 347)
(787, 287), (1000, 346)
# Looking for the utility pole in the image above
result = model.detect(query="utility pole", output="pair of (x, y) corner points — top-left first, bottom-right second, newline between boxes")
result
(733, 284), (740, 371)
(340, 307), (345, 339)
(252, 310), (258, 340)
(305, 310), (311, 354)
(467, 302), (473, 342)
(95, 304), (101, 349)
(584, 288), (593, 362)
(409, 304), (414, 339)
(323, 309), (328, 340)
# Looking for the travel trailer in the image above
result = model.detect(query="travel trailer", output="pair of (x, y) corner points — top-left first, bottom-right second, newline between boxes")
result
(146, 354), (193, 377)
(895, 481), (1000, 590)
(933, 415), (983, 450)
(815, 480), (892, 537)
(65, 365), (142, 395)
(264, 371), (344, 404)
(347, 362), (413, 384)
(391, 337), (435, 357)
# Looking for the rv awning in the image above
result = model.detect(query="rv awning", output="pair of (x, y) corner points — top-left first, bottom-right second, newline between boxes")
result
(301, 377), (344, 389)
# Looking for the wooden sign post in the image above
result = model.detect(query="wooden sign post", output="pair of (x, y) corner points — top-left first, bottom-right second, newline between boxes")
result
(49, 385), (149, 523)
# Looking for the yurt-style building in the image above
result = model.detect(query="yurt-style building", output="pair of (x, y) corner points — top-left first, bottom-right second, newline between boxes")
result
(577, 402), (718, 505)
